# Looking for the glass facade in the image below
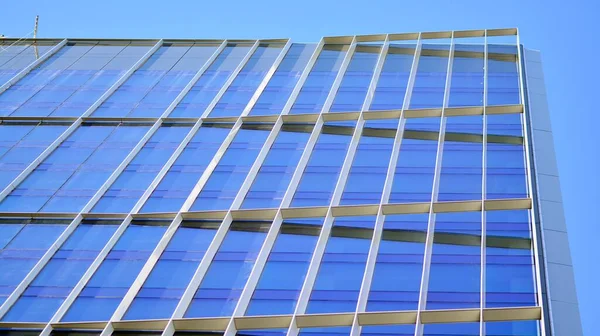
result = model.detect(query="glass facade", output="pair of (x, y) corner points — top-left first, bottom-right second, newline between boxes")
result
(0, 30), (573, 336)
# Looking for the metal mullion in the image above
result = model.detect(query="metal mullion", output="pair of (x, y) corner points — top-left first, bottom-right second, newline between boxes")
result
(480, 30), (489, 336)
(240, 40), (292, 117)
(161, 41), (229, 118)
(414, 33), (455, 336)
(349, 34), (417, 336)
(0, 214), (84, 318)
(280, 39), (325, 115)
(321, 37), (358, 113)
(0, 38), (68, 95)
(516, 30), (548, 336)
(202, 41), (260, 118)
(0, 39), (164, 204)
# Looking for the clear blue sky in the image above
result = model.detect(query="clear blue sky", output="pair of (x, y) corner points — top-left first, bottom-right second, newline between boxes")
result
(1, 0), (598, 334)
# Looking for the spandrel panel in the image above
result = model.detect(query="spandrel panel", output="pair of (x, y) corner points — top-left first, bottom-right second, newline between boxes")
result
(92, 125), (191, 213)
(290, 44), (349, 114)
(61, 224), (167, 322)
(241, 124), (313, 209)
(140, 123), (232, 213)
(408, 44), (450, 109)
(426, 211), (481, 310)
(249, 43), (317, 116)
(123, 221), (220, 320)
(209, 43), (284, 118)
(93, 43), (220, 118)
(306, 216), (375, 314)
(340, 119), (397, 205)
(184, 221), (269, 318)
(190, 124), (273, 211)
(2, 223), (117, 322)
(291, 121), (355, 207)
(367, 213), (427, 312)
(329, 45), (380, 112)
(245, 219), (323, 316)
(486, 210), (536, 308)
(0, 220), (68, 306)
(169, 43), (253, 118)
(369, 44), (415, 111)
(0, 124), (68, 192)
(487, 45), (520, 106)
(0, 124), (149, 213)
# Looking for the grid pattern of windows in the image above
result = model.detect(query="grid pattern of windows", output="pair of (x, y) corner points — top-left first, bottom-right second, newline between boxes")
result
(0, 30), (559, 336)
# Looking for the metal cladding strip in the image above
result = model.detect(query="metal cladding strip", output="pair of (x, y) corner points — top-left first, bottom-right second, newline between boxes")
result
(414, 32), (455, 336)
(0, 40), (166, 321)
(161, 41), (229, 118)
(239, 39), (293, 117)
(320, 37), (358, 113)
(480, 30), (489, 336)
(279, 38), (326, 115)
(0, 38), (68, 95)
(516, 30), (549, 336)
(287, 38), (368, 336)
(0, 213), (82, 318)
(0, 39), (164, 204)
(203, 40), (260, 118)
(349, 34), (419, 336)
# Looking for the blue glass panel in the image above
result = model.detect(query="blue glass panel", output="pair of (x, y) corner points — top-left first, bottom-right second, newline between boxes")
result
(486, 210), (536, 308)
(0, 43), (54, 86)
(340, 120), (396, 205)
(61, 224), (167, 322)
(299, 326), (351, 336)
(487, 113), (523, 137)
(487, 142), (528, 199)
(235, 329), (287, 336)
(2, 224), (117, 322)
(427, 212), (481, 310)
(190, 125), (272, 211)
(437, 138), (483, 202)
(409, 44), (450, 109)
(485, 320), (540, 336)
(330, 45), (380, 112)
(0, 124), (67, 191)
(448, 44), (484, 107)
(291, 122), (355, 207)
(169, 43), (253, 118)
(0, 125), (149, 213)
(93, 43), (220, 118)
(93, 125), (191, 213)
(250, 44), (317, 116)
(185, 223), (268, 318)
(209, 44), (284, 118)
(245, 221), (322, 316)
(290, 45), (349, 114)
(423, 322), (480, 336)
(2, 43), (152, 118)
(361, 325), (415, 336)
(369, 44), (415, 111)
(241, 124), (312, 209)
(306, 216), (375, 314)
(123, 222), (220, 320)
(367, 213), (427, 312)
(141, 124), (232, 212)
(0, 221), (67, 305)
(389, 136), (437, 203)
(487, 45), (520, 106)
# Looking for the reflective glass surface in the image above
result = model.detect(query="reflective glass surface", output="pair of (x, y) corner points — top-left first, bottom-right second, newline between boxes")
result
(369, 44), (415, 110)
(0, 42), (55, 86)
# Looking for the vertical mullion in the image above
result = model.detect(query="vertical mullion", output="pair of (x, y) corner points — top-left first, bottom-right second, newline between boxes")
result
(240, 40), (292, 117)
(516, 30), (549, 336)
(480, 30), (489, 336)
(414, 32), (455, 336)
(0, 38), (68, 94)
(0, 40), (165, 322)
(201, 41), (260, 118)
(321, 37), (358, 113)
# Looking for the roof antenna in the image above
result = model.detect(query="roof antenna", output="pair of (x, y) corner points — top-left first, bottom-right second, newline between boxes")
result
(33, 15), (39, 58)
